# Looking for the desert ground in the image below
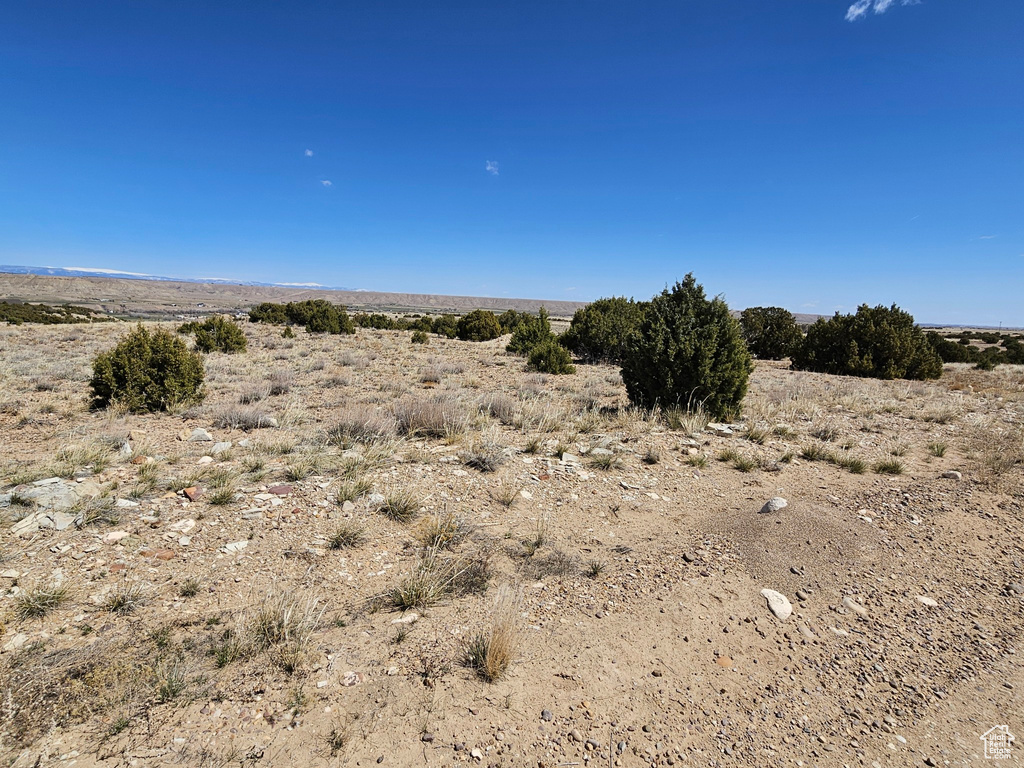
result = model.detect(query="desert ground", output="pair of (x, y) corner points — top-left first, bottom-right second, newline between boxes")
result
(1, 318), (1022, 768)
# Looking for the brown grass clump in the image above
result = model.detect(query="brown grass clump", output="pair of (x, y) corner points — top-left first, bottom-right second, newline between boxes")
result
(465, 586), (521, 682)
(393, 396), (469, 439)
(328, 406), (398, 444)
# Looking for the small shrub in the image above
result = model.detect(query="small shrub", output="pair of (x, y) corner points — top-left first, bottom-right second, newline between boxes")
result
(732, 455), (757, 472)
(328, 522), (366, 550)
(836, 455), (867, 474)
(560, 297), (646, 363)
(411, 330), (429, 345)
(105, 581), (146, 615)
(927, 441), (947, 458)
(642, 446), (661, 464)
(416, 511), (471, 550)
(506, 307), (555, 356)
(465, 587), (521, 682)
(336, 477), (373, 504)
(179, 316), (247, 353)
(90, 325), (205, 413)
(462, 438), (507, 472)
(527, 339), (576, 375)
(14, 580), (70, 619)
(873, 459), (905, 475)
(212, 407), (276, 431)
(739, 306), (803, 360)
(329, 407), (397, 445)
(686, 453), (708, 468)
(792, 304), (942, 380)
(393, 397), (468, 439)
(456, 310), (502, 342)
(377, 488), (421, 523)
(620, 274), (752, 420)
(179, 578), (201, 598)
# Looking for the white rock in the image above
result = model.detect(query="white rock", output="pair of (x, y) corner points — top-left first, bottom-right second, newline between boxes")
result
(114, 498), (140, 508)
(211, 441), (232, 454)
(520, 490), (533, 500)
(391, 612), (419, 625)
(941, 470), (962, 481)
(760, 588), (793, 621)
(759, 497), (788, 514)
(104, 531), (130, 544)
(916, 596), (938, 607)
(197, 456), (214, 465)
(222, 541), (248, 553)
(2, 632), (29, 653)
(188, 428), (213, 442)
(560, 453), (582, 464)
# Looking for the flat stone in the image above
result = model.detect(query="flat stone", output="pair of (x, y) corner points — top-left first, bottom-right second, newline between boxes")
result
(760, 588), (793, 621)
(916, 596), (938, 607)
(104, 531), (130, 544)
(941, 470), (962, 481)
(188, 428), (213, 442)
(222, 541), (248, 553)
(211, 441), (232, 454)
(716, 655), (733, 667)
(2, 632), (29, 653)
(115, 498), (140, 508)
(183, 486), (203, 502)
(842, 596), (868, 616)
(267, 485), (293, 496)
(196, 456), (214, 465)
(51, 511), (77, 531)
(760, 497), (788, 514)
(391, 612), (419, 625)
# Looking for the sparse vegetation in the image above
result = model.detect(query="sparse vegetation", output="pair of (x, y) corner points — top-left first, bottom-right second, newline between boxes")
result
(178, 315), (248, 353)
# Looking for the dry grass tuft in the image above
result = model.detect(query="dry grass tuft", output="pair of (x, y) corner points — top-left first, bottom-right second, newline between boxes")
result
(14, 579), (71, 619)
(393, 396), (469, 439)
(465, 586), (521, 682)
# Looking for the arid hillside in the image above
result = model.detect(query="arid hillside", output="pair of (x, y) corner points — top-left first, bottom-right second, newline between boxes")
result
(0, 274), (587, 319)
(1, 320), (1022, 768)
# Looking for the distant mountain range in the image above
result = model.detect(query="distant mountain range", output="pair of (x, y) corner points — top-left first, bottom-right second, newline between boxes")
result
(0, 264), (352, 291)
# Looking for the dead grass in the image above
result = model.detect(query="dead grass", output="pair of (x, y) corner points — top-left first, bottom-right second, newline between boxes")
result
(465, 586), (521, 682)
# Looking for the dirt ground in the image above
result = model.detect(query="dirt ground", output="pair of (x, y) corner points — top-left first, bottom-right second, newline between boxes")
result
(1, 319), (1022, 768)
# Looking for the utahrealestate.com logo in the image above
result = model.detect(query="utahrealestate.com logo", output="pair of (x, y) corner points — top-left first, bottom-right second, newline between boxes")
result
(980, 726), (1015, 760)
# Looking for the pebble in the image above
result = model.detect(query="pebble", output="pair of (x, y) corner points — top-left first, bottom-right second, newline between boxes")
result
(941, 470), (962, 480)
(541, 709), (553, 721)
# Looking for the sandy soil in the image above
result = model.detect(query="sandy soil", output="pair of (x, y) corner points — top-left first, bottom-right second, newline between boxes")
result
(1, 319), (1022, 768)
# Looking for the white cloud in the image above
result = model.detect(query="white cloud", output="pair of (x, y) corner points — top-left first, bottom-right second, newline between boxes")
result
(846, 0), (919, 22)
(305, 149), (314, 157)
(485, 160), (499, 176)
(979, 234), (998, 240)
(320, 180), (332, 187)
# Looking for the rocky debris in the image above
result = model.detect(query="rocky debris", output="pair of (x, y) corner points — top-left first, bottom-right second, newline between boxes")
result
(759, 496), (788, 514)
(211, 441), (232, 454)
(12, 509), (78, 536)
(2, 632), (29, 653)
(187, 428), (213, 442)
(941, 470), (962, 481)
(760, 588), (793, 621)
(14, 479), (102, 512)
(916, 595), (938, 607)
(706, 423), (733, 436)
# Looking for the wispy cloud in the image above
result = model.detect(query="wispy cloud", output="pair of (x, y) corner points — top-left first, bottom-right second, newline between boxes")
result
(304, 149), (314, 157)
(485, 160), (499, 176)
(845, 0), (919, 22)
(979, 234), (998, 240)
(320, 180), (333, 187)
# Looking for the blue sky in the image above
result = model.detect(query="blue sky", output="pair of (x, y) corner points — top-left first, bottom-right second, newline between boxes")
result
(1, 1), (1021, 325)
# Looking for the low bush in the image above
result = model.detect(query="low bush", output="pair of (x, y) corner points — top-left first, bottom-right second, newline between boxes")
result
(560, 297), (646, 363)
(506, 307), (555, 356)
(179, 316), (247, 353)
(792, 304), (941, 380)
(411, 330), (429, 344)
(739, 306), (803, 360)
(620, 274), (751, 420)
(527, 339), (576, 375)
(456, 310), (502, 342)
(90, 324), (205, 413)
